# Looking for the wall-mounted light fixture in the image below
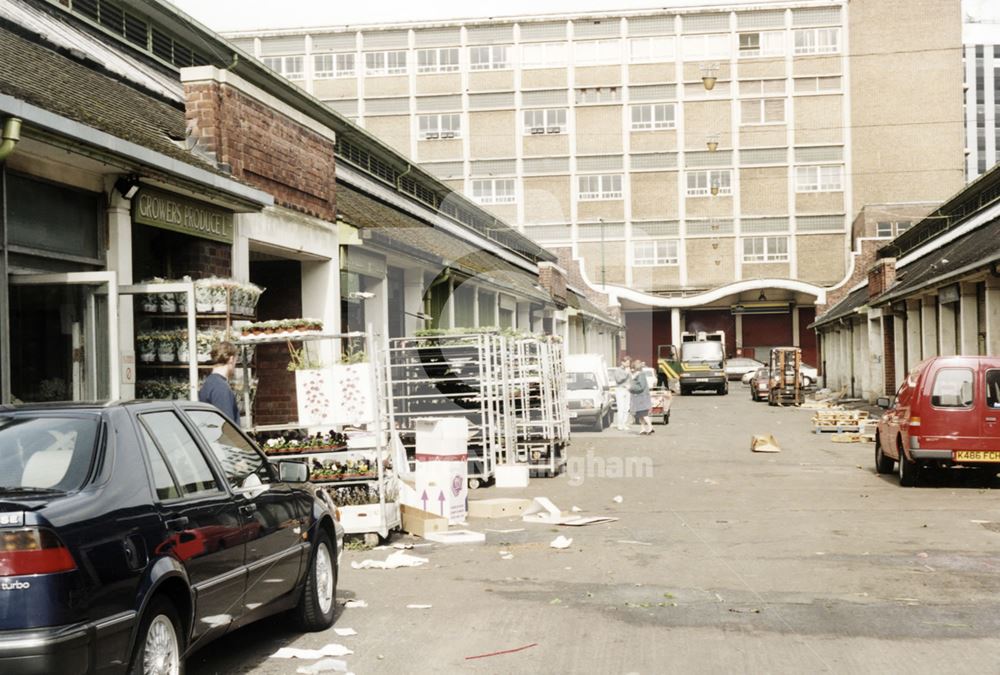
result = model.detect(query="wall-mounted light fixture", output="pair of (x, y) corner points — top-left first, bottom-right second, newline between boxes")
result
(348, 291), (375, 300)
(700, 62), (719, 91)
(706, 133), (720, 152)
(114, 174), (140, 200)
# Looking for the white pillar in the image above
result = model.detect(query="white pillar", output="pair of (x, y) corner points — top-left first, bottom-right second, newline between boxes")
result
(734, 313), (743, 353)
(792, 307), (801, 347)
(987, 278), (1000, 356)
(402, 268), (424, 335)
(107, 193), (134, 401)
(959, 281), (979, 355)
(516, 302), (530, 330)
(670, 308), (681, 350)
(938, 301), (957, 357)
(921, 296), (939, 359)
(893, 313), (906, 391)
(867, 312), (883, 401)
(906, 300), (922, 370)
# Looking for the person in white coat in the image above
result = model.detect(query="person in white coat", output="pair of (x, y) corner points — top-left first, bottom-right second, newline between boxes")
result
(612, 356), (632, 431)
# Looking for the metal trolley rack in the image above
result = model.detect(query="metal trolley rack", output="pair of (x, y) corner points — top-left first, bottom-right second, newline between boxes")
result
(506, 336), (569, 476)
(236, 326), (400, 544)
(386, 332), (512, 489)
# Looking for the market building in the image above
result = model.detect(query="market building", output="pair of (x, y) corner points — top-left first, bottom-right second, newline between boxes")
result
(224, 0), (965, 368)
(812, 164), (1000, 401)
(0, 0), (620, 415)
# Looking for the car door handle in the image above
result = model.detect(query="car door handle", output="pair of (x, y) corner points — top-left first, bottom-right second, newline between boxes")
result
(987, 416), (998, 422)
(239, 503), (258, 514)
(165, 517), (189, 532)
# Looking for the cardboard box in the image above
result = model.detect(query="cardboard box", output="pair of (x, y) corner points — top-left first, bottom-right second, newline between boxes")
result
(415, 418), (468, 524)
(468, 498), (533, 519)
(495, 465), (530, 488)
(400, 504), (448, 538)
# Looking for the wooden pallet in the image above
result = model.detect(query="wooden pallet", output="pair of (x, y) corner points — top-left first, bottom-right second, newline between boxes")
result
(831, 433), (862, 443)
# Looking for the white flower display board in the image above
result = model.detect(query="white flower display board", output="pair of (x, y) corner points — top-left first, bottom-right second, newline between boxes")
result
(295, 363), (375, 427)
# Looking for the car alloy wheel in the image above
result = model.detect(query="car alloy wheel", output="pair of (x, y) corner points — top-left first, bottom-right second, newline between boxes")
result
(315, 541), (334, 616)
(142, 615), (180, 675)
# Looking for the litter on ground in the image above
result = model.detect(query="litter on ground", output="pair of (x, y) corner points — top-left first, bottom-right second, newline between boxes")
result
(295, 659), (350, 674)
(333, 628), (357, 637)
(550, 535), (573, 549)
(343, 600), (367, 608)
(351, 551), (429, 570)
(271, 644), (353, 659)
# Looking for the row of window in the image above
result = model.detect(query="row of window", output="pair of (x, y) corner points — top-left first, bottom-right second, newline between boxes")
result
(632, 237), (790, 266)
(417, 96), (820, 141)
(465, 167), (843, 203)
(269, 28), (841, 79)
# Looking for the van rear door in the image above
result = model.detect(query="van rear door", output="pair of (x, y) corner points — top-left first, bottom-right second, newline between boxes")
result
(984, 366), (1000, 447)
(924, 364), (981, 453)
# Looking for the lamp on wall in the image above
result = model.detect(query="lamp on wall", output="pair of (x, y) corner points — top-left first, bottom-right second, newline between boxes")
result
(348, 291), (375, 300)
(114, 174), (140, 200)
(758, 290), (768, 302)
(706, 133), (720, 152)
(700, 62), (719, 91)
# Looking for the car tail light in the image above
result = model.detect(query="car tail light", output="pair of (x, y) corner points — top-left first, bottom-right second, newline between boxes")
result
(909, 416), (921, 427)
(335, 508), (341, 523)
(0, 528), (77, 576)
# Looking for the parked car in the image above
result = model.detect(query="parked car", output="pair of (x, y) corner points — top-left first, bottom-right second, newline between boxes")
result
(800, 363), (818, 388)
(0, 401), (343, 674)
(741, 369), (757, 385)
(875, 356), (1000, 486)
(566, 354), (613, 431)
(726, 357), (765, 381)
(749, 367), (771, 402)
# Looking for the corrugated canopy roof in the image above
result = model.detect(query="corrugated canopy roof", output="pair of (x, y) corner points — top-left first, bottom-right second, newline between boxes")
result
(337, 181), (552, 303)
(810, 285), (870, 329)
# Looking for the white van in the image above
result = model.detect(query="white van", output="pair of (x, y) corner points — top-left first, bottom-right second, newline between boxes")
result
(565, 354), (613, 431)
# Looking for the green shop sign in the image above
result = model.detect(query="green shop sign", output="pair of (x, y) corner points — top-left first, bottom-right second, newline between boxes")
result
(133, 188), (234, 244)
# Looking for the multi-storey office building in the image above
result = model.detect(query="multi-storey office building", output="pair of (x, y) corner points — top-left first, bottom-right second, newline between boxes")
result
(227, 0), (965, 366)
(964, 19), (1000, 180)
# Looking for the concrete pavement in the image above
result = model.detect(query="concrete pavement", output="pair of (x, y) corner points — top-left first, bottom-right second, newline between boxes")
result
(189, 388), (1000, 674)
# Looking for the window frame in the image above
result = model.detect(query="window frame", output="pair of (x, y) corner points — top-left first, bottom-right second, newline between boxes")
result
(930, 367), (976, 409)
(365, 49), (408, 76)
(795, 164), (844, 192)
(314, 52), (356, 79)
(521, 42), (568, 69)
(523, 108), (567, 135)
(575, 39), (622, 65)
(685, 169), (732, 197)
(986, 369), (1000, 409)
(185, 408), (274, 490)
(469, 45), (510, 71)
(418, 113), (462, 140)
(740, 98), (786, 125)
(630, 103), (676, 131)
(632, 239), (679, 267)
(137, 410), (224, 501)
(742, 236), (789, 263)
(417, 47), (460, 74)
(738, 31), (785, 58)
(629, 36), (675, 63)
(262, 54), (304, 80)
(472, 178), (516, 205)
(577, 174), (623, 201)
(681, 33), (730, 60)
(793, 27), (840, 55)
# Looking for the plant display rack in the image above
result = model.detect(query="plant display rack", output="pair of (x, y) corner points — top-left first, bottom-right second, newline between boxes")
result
(505, 335), (569, 477)
(386, 332), (512, 489)
(236, 327), (400, 542)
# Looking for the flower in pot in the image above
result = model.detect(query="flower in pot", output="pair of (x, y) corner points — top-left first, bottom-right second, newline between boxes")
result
(194, 279), (215, 313)
(159, 289), (177, 314)
(195, 331), (215, 363)
(137, 333), (157, 363)
(211, 280), (229, 314)
(156, 332), (177, 363)
(176, 330), (190, 364)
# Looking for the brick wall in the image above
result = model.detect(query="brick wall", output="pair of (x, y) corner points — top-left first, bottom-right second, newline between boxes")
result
(868, 258), (897, 300)
(820, 238), (882, 314)
(251, 261), (302, 426)
(132, 224), (232, 279)
(184, 78), (336, 222)
(538, 262), (567, 308)
(882, 315), (896, 395)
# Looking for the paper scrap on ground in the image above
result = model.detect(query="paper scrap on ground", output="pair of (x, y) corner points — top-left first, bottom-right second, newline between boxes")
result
(571, 506), (583, 513)
(333, 628), (357, 637)
(751, 434), (781, 453)
(343, 600), (367, 608)
(351, 551), (428, 570)
(423, 529), (486, 544)
(486, 528), (525, 533)
(617, 539), (653, 546)
(523, 497), (617, 526)
(296, 658), (349, 674)
(613, 495), (624, 504)
(501, 553), (514, 560)
(407, 604), (432, 609)
(271, 644), (353, 659)
(550, 535), (573, 549)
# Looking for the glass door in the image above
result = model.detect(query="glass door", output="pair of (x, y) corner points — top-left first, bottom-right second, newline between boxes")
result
(7, 272), (119, 403)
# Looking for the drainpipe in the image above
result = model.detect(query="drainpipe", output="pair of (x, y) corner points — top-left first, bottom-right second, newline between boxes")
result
(0, 118), (22, 162)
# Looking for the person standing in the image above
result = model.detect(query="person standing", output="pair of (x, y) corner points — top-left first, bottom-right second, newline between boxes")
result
(612, 356), (632, 431)
(629, 358), (654, 435)
(198, 341), (241, 424)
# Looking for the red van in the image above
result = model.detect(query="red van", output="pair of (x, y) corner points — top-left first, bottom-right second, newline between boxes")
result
(875, 356), (1000, 486)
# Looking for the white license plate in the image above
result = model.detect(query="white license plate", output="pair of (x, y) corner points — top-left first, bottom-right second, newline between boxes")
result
(568, 412), (578, 419)
(954, 450), (1000, 463)
(696, 378), (709, 383)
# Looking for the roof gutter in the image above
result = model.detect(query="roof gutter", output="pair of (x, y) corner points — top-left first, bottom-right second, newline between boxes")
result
(0, 117), (21, 162)
(0, 93), (272, 209)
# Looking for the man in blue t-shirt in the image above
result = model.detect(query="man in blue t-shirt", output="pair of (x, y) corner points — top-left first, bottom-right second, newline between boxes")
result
(198, 341), (240, 424)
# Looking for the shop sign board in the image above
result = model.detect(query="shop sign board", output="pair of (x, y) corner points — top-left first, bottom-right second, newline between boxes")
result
(133, 188), (234, 243)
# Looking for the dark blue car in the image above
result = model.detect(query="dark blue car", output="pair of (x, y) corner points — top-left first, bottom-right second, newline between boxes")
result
(0, 401), (343, 674)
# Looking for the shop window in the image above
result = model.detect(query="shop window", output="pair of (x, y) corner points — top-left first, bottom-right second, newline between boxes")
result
(6, 173), (101, 263)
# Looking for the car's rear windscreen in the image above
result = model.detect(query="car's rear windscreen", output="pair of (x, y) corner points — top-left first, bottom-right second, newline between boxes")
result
(0, 417), (100, 493)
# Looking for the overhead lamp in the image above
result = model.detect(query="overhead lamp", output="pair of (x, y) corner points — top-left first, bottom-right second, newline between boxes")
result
(710, 181), (720, 196)
(706, 134), (720, 152)
(758, 290), (768, 302)
(348, 291), (375, 300)
(114, 174), (140, 200)
(700, 62), (719, 91)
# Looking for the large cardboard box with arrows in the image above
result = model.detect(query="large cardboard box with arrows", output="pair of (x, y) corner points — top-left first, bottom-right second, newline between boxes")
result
(403, 417), (468, 525)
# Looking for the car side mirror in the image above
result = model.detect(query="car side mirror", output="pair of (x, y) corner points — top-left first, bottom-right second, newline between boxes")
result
(876, 396), (891, 409)
(278, 460), (308, 483)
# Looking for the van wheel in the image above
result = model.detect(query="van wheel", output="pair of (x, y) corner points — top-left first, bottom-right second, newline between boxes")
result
(874, 436), (894, 474)
(128, 596), (185, 675)
(296, 530), (337, 631)
(897, 443), (919, 487)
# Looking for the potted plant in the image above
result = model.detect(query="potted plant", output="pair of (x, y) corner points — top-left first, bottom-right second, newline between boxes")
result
(156, 332), (176, 363)
(176, 330), (190, 364)
(196, 331), (215, 363)
(137, 333), (156, 363)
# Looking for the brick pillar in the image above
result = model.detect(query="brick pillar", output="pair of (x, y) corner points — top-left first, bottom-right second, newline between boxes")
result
(883, 314), (896, 395)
